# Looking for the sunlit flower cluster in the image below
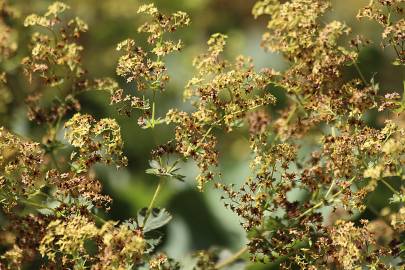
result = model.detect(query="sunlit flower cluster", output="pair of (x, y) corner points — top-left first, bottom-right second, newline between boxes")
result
(0, 0), (403, 269)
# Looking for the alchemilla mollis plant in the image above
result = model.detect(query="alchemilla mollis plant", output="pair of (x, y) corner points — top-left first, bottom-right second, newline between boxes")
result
(0, 0), (404, 269)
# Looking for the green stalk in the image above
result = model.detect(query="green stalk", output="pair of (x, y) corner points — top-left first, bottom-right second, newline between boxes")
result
(20, 198), (55, 212)
(215, 246), (248, 269)
(151, 96), (156, 128)
(381, 179), (399, 195)
(296, 176), (356, 219)
(353, 61), (368, 86)
(143, 177), (165, 227)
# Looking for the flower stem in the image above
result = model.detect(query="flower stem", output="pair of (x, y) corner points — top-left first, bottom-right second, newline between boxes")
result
(215, 246), (248, 269)
(324, 179), (336, 199)
(143, 177), (165, 226)
(296, 176), (356, 219)
(381, 179), (399, 195)
(50, 151), (61, 170)
(353, 60), (368, 86)
(151, 95), (156, 128)
(92, 213), (107, 224)
(20, 198), (55, 212)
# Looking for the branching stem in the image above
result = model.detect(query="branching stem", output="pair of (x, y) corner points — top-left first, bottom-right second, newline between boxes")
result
(296, 176), (356, 219)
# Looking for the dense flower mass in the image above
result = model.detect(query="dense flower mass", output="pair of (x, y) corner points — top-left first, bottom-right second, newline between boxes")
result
(64, 113), (127, 172)
(166, 33), (277, 189)
(113, 3), (191, 120)
(0, 128), (45, 211)
(0, 0), (404, 269)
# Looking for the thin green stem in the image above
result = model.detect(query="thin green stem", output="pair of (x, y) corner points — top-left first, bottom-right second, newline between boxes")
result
(47, 107), (63, 170)
(353, 61), (368, 86)
(381, 179), (399, 195)
(20, 198), (55, 212)
(53, 114), (63, 140)
(286, 105), (297, 123)
(149, 87), (158, 129)
(324, 178), (336, 199)
(92, 213), (107, 224)
(331, 126), (336, 137)
(296, 176), (356, 219)
(383, 131), (393, 143)
(151, 98), (156, 128)
(297, 201), (324, 219)
(189, 103), (265, 153)
(50, 151), (60, 170)
(215, 246), (248, 269)
(293, 93), (308, 117)
(143, 177), (165, 227)
(392, 44), (401, 60)
(148, 35), (163, 128)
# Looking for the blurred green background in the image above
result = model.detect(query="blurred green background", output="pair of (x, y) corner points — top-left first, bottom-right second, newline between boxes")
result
(1, 0), (404, 269)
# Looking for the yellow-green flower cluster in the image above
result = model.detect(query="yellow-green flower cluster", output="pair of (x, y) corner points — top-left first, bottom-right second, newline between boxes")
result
(0, 0), (404, 269)
(95, 221), (145, 269)
(114, 3), (190, 118)
(357, 0), (404, 65)
(65, 113), (127, 172)
(167, 33), (276, 189)
(0, 128), (44, 210)
(21, 1), (90, 125)
(39, 216), (146, 270)
(39, 216), (98, 264)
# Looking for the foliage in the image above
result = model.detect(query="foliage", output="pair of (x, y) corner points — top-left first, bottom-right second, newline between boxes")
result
(0, 0), (404, 269)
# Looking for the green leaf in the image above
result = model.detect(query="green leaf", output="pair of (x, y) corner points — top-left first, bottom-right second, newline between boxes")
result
(389, 193), (405, 204)
(149, 160), (160, 169)
(142, 117), (165, 129)
(137, 207), (172, 233)
(144, 237), (162, 253)
(146, 160), (185, 182)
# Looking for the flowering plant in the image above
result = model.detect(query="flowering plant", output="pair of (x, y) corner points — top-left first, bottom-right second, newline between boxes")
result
(0, 0), (404, 269)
